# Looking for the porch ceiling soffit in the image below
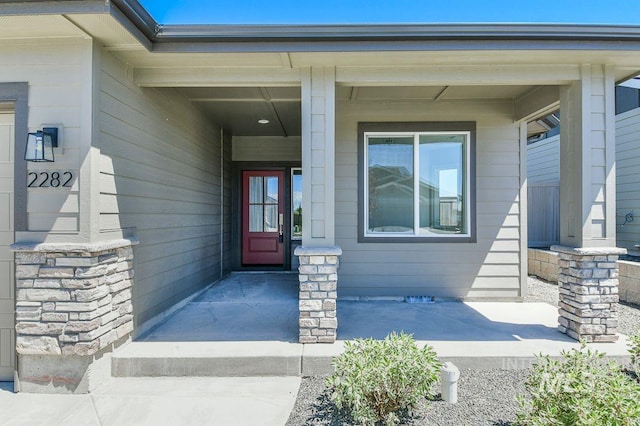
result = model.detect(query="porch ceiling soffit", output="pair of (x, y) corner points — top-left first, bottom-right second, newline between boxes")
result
(132, 68), (575, 90)
(335, 65), (580, 86)
(132, 63), (582, 88)
(112, 48), (640, 71)
(133, 67), (303, 87)
(120, 48), (640, 89)
(514, 86), (560, 123)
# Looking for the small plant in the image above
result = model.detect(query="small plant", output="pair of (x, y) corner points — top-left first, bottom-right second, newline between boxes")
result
(326, 331), (441, 425)
(516, 342), (640, 426)
(630, 331), (640, 374)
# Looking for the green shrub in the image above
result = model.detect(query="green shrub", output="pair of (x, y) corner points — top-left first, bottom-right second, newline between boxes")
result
(630, 331), (640, 374)
(326, 332), (441, 425)
(516, 342), (640, 426)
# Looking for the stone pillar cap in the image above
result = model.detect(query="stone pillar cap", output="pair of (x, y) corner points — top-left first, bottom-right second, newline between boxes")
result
(10, 238), (139, 253)
(294, 246), (342, 256)
(551, 245), (626, 256)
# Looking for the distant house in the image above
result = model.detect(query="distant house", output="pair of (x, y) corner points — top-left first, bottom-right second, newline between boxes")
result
(0, 0), (638, 392)
(527, 81), (640, 254)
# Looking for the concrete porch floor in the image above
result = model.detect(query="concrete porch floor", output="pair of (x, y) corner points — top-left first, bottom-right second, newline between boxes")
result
(113, 272), (632, 377)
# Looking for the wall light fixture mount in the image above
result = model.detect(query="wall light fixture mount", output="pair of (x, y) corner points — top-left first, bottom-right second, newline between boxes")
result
(25, 127), (58, 162)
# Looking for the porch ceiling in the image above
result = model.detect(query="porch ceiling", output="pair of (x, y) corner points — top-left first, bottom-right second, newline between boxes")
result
(175, 84), (539, 137)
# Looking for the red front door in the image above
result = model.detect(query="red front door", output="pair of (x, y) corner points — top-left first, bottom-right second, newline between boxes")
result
(242, 171), (285, 265)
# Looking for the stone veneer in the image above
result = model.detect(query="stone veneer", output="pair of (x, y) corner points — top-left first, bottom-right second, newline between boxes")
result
(11, 239), (137, 392)
(294, 246), (341, 343)
(552, 245), (625, 342)
(527, 248), (559, 282)
(618, 260), (640, 306)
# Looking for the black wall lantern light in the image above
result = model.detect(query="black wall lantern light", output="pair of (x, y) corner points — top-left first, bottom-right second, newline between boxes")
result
(25, 127), (58, 162)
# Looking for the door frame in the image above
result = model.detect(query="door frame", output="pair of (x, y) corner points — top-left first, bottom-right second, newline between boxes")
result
(0, 83), (28, 389)
(0, 83), (28, 232)
(232, 162), (301, 271)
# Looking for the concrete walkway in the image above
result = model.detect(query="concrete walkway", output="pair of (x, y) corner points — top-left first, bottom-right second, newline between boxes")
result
(1, 273), (636, 424)
(0, 377), (300, 426)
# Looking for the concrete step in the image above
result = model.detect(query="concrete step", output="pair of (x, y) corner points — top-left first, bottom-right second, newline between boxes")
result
(112, 338), (632, 378)
(111, 341), (306, 377)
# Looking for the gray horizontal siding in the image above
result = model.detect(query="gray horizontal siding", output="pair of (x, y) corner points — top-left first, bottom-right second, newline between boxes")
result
(98, 48), (229, 330)
(527, 135), (560, 185)
(335, 99), (521, 299)
(616, 108), (640, 252)
(0, 40), (87, 233)
(232, 136), (301, 161)
(526, 108), (640, 251)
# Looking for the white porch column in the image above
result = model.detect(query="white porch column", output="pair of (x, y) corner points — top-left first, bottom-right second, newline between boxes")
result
(559, 64), (616, 248)
(301, 66), (336, 247)
(297, 66), (340, 343)
(555, 64), (624, 342)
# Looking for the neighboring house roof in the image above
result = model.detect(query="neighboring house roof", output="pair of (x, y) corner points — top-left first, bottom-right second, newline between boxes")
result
(618, 76), (640, 89)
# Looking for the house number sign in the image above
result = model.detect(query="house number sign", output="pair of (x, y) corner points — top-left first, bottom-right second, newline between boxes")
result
(27, 171), (75, 188)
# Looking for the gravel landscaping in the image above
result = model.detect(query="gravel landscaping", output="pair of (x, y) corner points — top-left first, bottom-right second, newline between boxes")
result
(286, 276), (640, 426)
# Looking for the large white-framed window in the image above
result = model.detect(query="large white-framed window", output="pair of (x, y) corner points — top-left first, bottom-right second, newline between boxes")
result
(358, 122), (476, 243)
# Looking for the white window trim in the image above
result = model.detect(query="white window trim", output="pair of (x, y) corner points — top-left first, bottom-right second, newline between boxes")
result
(363, 130), (471, 239)
(291, 167), (302, 241)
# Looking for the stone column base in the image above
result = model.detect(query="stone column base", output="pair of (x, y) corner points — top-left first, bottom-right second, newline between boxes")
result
(11, 239), (137, 393)
(551, 245), (625, 343)
(17, 335), (129, 394)
(294, 246), (342, 343)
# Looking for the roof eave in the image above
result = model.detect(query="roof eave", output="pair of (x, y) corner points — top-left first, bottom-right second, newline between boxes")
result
(3, 1), (640, 53)
(155, 23), (640, 43)
(0, 0), (157, 50)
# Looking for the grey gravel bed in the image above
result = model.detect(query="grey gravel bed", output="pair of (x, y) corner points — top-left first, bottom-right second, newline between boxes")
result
(286, 370), (529, 426)
(286, 277), (640, 426)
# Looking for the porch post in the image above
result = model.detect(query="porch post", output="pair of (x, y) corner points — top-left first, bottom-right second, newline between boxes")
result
(296, 66), (341, 343)
(554, 64), (624, 342)
(11, 239), (137, 392)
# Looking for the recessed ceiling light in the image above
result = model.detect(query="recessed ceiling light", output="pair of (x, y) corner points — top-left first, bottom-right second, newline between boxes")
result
(257, 119), (270, 124)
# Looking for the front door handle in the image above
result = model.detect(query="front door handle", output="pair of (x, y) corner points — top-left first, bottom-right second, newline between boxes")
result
(279, 213), (284, 243)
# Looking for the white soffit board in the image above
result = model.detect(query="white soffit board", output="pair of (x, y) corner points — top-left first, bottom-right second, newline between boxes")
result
(0, 15), (85, 39)
(66, 14), (146, 49)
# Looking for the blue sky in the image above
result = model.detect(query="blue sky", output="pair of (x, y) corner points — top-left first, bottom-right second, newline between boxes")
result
(140, 0), (640, 25)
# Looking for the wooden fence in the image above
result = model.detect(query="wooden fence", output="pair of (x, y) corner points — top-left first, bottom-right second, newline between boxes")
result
(528, 183), (560, 247)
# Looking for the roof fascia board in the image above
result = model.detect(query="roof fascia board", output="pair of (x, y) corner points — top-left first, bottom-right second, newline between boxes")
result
(152, 39), (640, 54)
(108, 1), (154, 50)
(110, 0), (157, 40)
(155, 23), (640, 43)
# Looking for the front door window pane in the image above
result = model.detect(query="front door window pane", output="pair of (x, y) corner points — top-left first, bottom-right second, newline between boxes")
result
(265, 177), (278, 203)
(249, 177), (263, 203)
(249, 205), (263, 232)
(367, 137), (414, 233)
(248, 175), (279, 233)
(264, 205), (278, 232)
